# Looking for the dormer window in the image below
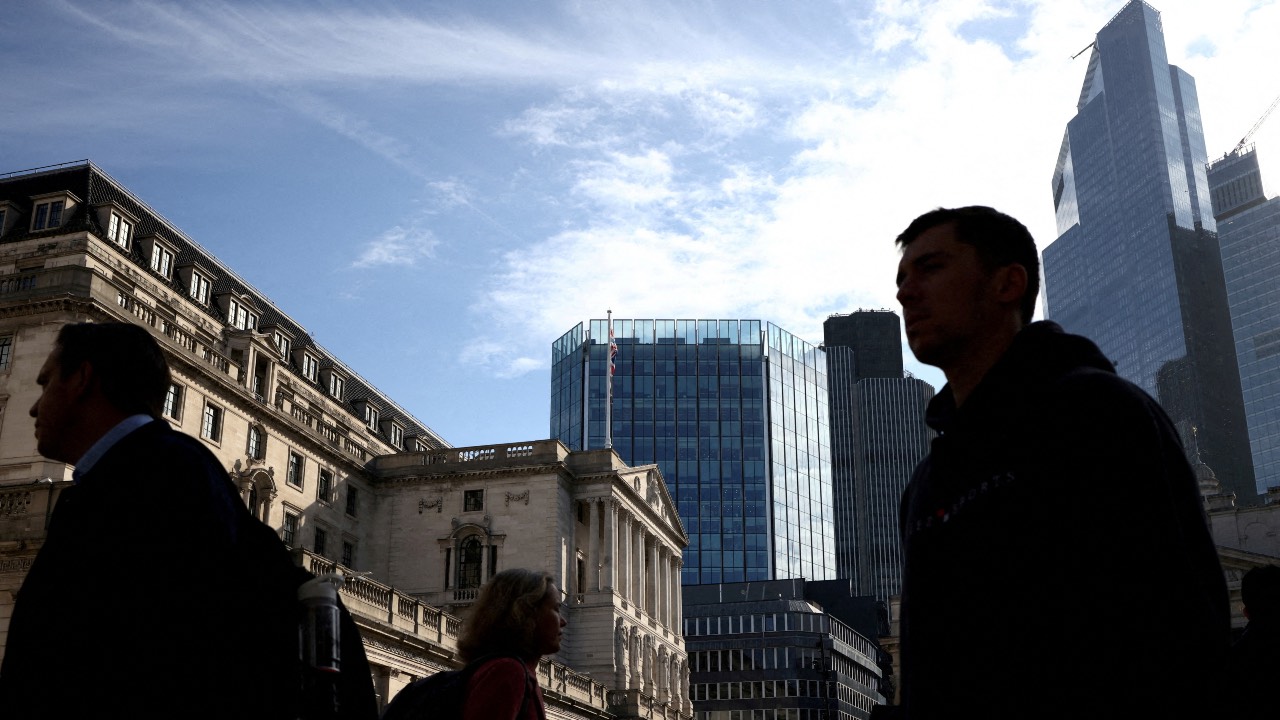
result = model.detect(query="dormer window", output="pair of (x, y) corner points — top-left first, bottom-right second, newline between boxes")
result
(150, 242), (175, 278)
(227, 297), (258, 331)
(33, 200), (64, 230)
(107, 212), (134, 249)
(301, 352), (319, 382)
(328, 372), (345, 400)
(189, 269), (210, 304)
(178, 263), (216, 307)
(273, 330), (291, 358)
(389, 423), (404, 449)
(355, 400), (380, 431)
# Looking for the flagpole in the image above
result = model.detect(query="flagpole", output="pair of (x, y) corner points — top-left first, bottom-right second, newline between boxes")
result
(606, 309), (615, 450)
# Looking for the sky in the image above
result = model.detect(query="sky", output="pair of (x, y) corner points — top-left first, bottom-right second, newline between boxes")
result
(3, 0), (1278, 447)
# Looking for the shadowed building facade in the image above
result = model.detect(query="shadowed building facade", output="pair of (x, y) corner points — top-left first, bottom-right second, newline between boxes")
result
(1043, 0), (1256, 501)
(551, 320), (835, 586)
(0, 161), (691, 720)
(1208, 146), (1280, 494)
(823, 311), (933, 602)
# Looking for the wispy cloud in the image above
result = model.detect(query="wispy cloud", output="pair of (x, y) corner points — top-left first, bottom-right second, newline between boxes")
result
(352, 224), (440, 269)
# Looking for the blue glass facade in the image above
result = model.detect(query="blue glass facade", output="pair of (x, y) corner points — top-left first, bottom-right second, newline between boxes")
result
(551, 319), (836, 585)
(1043, 0), (1256, 500)
(1210, 147), (1280, 494)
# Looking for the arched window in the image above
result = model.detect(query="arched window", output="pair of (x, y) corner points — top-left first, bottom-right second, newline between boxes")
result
(247, 425), (265, 460)
(457, 536), (483, 589)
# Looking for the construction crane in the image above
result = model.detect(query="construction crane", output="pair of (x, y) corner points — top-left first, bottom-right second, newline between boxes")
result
(1232, 93), (1280, 155)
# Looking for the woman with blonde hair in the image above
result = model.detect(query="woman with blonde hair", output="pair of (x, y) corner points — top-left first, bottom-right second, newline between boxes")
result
(457, 568), (566, 720)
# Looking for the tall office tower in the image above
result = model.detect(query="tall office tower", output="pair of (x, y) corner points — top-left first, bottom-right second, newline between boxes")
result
(1043, 0), (1257, 501)
(551, 319), (835, 585)
(824, 312), (933, 601)
(1208, 146), (1280, 494)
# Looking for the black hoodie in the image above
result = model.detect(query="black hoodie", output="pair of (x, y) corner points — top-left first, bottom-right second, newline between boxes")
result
(897, 322), (1229, 719)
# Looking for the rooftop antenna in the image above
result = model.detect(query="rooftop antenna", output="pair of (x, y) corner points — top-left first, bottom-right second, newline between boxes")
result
(1071, 40), (1096, 60)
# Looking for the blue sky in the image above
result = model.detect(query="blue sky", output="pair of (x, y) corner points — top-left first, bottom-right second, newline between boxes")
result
(3, 0), (1278, 447)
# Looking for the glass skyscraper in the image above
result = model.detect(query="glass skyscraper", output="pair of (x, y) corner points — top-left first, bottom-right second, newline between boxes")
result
(824, 312), (933, 602)
(1043, 0), (1256, 500)
(1209, 146), (1280, 494)
(551, 319), (835, 585)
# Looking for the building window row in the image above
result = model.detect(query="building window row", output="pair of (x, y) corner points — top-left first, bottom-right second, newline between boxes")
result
(686, 611), (827, 637)
(693, 707), (853, 720)
(690, 679), (835, 701)
(0, 335), (12, 371)
(690, 646), (831, 673)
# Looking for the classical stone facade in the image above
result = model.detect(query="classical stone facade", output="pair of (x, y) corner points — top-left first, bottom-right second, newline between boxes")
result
(370, 441), (692, 715)
(0, 161), (691, 720)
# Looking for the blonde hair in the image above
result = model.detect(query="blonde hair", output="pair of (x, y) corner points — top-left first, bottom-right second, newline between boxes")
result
(457, 569), (555, 662)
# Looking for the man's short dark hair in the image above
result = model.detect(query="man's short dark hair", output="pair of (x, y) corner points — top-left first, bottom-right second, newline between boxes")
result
(55, 322), (170, 417)
(895, 206), (1041, 324)
(1242, 565), (1280, 621)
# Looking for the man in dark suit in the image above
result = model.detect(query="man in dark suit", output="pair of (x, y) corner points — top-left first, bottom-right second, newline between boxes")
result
(0, 322), (376, 719)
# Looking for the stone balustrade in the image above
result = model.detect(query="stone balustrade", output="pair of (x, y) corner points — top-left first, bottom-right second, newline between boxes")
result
(372, 440), (568, 474)
(292, 548), (616, 716)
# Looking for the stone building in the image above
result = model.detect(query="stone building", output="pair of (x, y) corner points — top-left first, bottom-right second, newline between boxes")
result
(369, 441), (692, 715)
(0, 160), (690, 720)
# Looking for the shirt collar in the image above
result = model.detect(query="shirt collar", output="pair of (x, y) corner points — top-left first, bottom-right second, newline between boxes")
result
(73, 414), (158, 483)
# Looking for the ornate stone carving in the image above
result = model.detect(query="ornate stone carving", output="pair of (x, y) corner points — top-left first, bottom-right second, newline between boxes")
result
(657, 645), (669, 701)
(419, 497), (442, 514)
(505, 490), (530, 506)
(615, 618), (629, 690)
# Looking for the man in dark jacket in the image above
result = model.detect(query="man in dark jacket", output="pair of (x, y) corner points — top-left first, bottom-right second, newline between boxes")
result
(0, 322), (377, 719)
(1226, 565), (1280, 719)
(892, 207), (1229, 719)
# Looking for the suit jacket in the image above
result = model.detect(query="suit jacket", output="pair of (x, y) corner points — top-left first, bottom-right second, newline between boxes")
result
(0, 420), (377, 719)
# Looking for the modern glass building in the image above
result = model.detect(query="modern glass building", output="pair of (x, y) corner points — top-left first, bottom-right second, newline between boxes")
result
(1209, 146), (1280, 494)
(824, 312), (933, 602)
(1043, 0), (1256, 501)
(683, 579), (885, 720)
(551, 319), (836, 585)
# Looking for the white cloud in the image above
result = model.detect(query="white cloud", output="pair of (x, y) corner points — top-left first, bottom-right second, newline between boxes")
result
(352, 224), (440, 269)
(460, 0), (1280, 385)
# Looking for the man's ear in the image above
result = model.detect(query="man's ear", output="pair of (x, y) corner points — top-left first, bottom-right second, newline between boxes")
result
(993, 264), (1029, 309)
(64, 360), (96, 401)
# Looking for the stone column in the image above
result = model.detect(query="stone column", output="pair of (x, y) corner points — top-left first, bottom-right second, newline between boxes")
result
(634, 524), (646, 611)
(657, 545), (668, 627)
(673, 558), (684, 629)
(587, 498), (601, 591)
(619, 512), (632, 602)
(602, 498), (616, 591)
(646, 535), (658, 616)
